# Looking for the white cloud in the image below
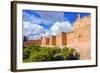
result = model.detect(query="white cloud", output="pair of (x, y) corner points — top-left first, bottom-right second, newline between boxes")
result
(50, 21), (72, 36)
(23, 21), (72, 40)
(23, 22), (45, 40)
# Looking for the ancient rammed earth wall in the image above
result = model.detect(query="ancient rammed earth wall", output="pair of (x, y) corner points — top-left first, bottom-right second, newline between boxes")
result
(67, 15), (91, 60)
(24, 14), (91, 60)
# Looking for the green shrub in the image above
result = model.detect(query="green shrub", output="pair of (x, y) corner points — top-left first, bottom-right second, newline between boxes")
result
(61, 47), (76, 60)
(39, 47), (54, 61)
(23, 46), (80, 62)
(29, 53), (47, 62)
(28, 47), (61, 62)
(68, 51), (80, 60)
(51, 47), (60, 55)
(53, 53), (64, 61)
(23, 45), (41, 62)
(27, 45), (40, 52)
(23, 48), (30, 59)
(23, 59), (30, 62)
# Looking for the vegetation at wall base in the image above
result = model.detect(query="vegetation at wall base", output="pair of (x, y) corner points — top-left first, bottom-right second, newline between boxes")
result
(23, 45), (80, 62)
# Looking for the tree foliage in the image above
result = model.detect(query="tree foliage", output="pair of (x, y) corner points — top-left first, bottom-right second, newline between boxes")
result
(23, 45), (80, 62)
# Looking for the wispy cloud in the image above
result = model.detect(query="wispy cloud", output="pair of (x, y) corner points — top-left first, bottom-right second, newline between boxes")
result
(35, 11), (64, 25)
(23, 10), (42, 24)
(23, 10), (65, 26)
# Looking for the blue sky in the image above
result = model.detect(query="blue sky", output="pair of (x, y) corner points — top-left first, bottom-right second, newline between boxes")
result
(22, 10), (90, 40)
